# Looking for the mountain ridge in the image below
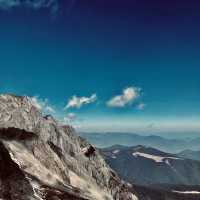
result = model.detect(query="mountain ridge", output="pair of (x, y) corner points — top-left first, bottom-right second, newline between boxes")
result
(177, 149), (200, 161)
(102, 145), (200, 186)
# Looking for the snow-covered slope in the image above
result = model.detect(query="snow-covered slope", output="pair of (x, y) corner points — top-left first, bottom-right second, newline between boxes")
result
(102, 145), (200, 186)
(173, 190), (200, 194)
(0, 94), (138, 200)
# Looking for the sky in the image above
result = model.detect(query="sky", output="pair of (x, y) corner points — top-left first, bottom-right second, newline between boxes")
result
(0, 0), (200, 135)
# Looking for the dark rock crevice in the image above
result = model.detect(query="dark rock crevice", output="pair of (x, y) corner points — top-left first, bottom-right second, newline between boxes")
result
(0, 127), (38, 141)
(0, 141), (34, 200)
(84, 145), (96, 158)
(48, 141), (63, 158)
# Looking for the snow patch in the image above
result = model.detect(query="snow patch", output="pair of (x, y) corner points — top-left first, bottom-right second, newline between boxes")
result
(25, 176), (43, 200)
(112, 149), (120, 154)
(111, 155), (117, 159)
(131, 194), (139, 200)
(173, 190), (200, 194)
(132, 152), (180, 163)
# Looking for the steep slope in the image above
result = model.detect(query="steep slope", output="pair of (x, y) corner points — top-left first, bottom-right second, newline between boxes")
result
(0, 94), (138, 200)
(102, 145), (200, 186)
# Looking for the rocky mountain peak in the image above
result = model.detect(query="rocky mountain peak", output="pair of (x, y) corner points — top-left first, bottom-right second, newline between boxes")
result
(0, 94), (42, 131)
(0, 94), (138, 200)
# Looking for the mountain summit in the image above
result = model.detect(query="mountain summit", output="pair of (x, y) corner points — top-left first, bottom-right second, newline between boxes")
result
(0, 94), (138, 200)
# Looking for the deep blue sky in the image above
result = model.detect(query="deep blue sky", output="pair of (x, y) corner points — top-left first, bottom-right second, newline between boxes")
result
(0, 0), (200, 134)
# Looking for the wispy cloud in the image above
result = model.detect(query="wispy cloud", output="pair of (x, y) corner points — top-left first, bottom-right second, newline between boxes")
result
(45, 105), (55, 113)
(0, 0), (20, 9)
(107, 86), (141, 108)
(29, 96), (47, 111)
(0, 0), (59, 13)
(65, 94), (97, 109)
(29, 96), (55, 113)
(137, 103), (146, 110)
(62, 113), (84, 130)
(63, 112), (76, 123)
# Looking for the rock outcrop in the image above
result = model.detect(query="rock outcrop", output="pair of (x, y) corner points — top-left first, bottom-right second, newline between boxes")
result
(0, 94), (138, 200)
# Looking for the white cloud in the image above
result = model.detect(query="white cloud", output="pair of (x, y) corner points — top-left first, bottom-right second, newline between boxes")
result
(29, 96), (44, 110)
(65, 94), (97, 109)
(137, 103), (146, 110)
(107, 87), (141, 108)
(29, 96), (55, 113)
(45, 106), (55, 113)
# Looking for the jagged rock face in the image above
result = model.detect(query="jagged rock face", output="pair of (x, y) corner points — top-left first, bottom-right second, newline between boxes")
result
(0, 94), (138, 200)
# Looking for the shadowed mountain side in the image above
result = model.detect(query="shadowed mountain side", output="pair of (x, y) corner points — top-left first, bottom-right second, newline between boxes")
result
(102, 145), (200, 186)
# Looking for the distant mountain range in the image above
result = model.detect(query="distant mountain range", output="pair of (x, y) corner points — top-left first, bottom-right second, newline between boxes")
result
(80, 132), (200, 153)
(101, 145), (200, 186)
(177, 149), (200, 161)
